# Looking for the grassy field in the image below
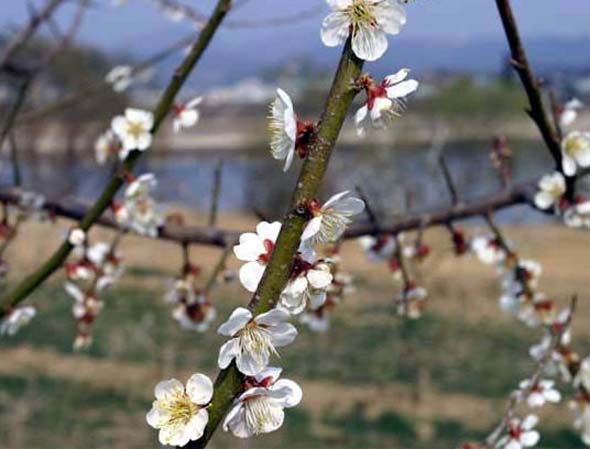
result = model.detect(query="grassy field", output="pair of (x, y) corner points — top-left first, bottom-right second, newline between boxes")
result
(0, 212), (589, 449)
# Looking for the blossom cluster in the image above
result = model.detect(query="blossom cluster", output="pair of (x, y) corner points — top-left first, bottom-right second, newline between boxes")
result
(0, 192), (56, 336)
(111, 173), (163, 237)
(469, 229), (590, 446)
(164, 263), (216, 332)
(0, 305), (36, 336)
(146, 101), (369, 448)
(64, 228), (124, 349)
(300, 246), (356, 332)
(358, 232), (430, 319)
(533, 99), (590, 228)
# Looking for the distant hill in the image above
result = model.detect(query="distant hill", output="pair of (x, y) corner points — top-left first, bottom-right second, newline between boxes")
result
(145, 35), (590, 87)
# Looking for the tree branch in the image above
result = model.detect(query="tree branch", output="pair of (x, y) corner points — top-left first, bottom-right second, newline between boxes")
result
(0, 179), (535, 248)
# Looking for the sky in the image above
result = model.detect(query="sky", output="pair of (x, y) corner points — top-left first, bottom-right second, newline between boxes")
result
(2, 0), (589, 54)
(2, 1), (589, 84)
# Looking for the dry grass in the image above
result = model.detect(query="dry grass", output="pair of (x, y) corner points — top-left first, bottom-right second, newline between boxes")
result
(1, 214), (589, 448)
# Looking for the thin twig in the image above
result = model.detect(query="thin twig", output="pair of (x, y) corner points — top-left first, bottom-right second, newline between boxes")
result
(438, 153), (459, 205)
(8, 132), (22, 187)
(548, 90), (563, 141)
(0, 77), (32, 153)
(209, 160), (223, 227)
(0, 0), (65, 70)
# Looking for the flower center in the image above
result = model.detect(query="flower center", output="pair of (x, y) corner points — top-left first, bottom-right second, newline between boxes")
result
(346, 0), (376, 28)
(565, 135), (587, 157)
(186, 303), (206, 322)
(238, 322), (277, 363)
(290, 255), (313, 279)
(258, 239), (275, 264)
(162, 392), (199, 426)
(127, 121), (145, 139)
(508, 424), (522, 440)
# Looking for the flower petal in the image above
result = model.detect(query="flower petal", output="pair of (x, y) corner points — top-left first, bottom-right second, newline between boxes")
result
(233, 233), (265, 261)
(218, 307), (252, 336)
(269, 322), (298, 347)
(352, 26), (388, 61)
(270, 379), (303, 408)
(255, 308), (290, 326)
(236, 349), (267, 376)
(301, 216), (323, 241)
(154, 378), (184, 400)
(239, 261), (266, 292)
(256, 221), (282, 242)
(386, 79), (419, 99)
(218, 338), (240, 369)
(374, 0), (407, 35)
(321, 11), (351, 47)
(186, 373), (214, 405)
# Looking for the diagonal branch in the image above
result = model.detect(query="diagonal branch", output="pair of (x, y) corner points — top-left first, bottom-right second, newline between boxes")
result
(182, 39), (364, 449)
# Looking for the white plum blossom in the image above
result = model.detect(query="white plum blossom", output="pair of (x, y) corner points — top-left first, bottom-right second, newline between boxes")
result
(561, 131), (590, 176)
(111, 108), (154, 159)
(529, 318), (572, 382)
(560, 98), (583, 129)
(68, 228), (86, 247)
(280, 261), (333, 315)
(574, 357), (590, 392)
(119, 173), (163, 237)
(268, 89), (297, 172)
(126, 173), (157, 199)
(355, 69), (419, 136)
(518, 293), (556, 328)
(517, 259), (542, 289)
(173, 296), (217, 333)
(0, 306), (36, 336)
(358, 234), (396, 262)
(321, 0), (407, 62)
(94, 129), (121, 165)
(233, 221), (282, 292)
(300, 306), (332, 333)
(533, 172), (566, 211)
(396, 284), (428, 319)
(146, 373), (213, 446)
(517, 379), (561, 408)
(222, 367), (302, 438)
(497, 415), (540, 449)
(217, 307), (297, 376)
(564, 201), (590, 229)
(301, 191), (365, 244)
(471, 235), (506, 265)
(172, 97), (202, 133)
(105, 65), (134, 92)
